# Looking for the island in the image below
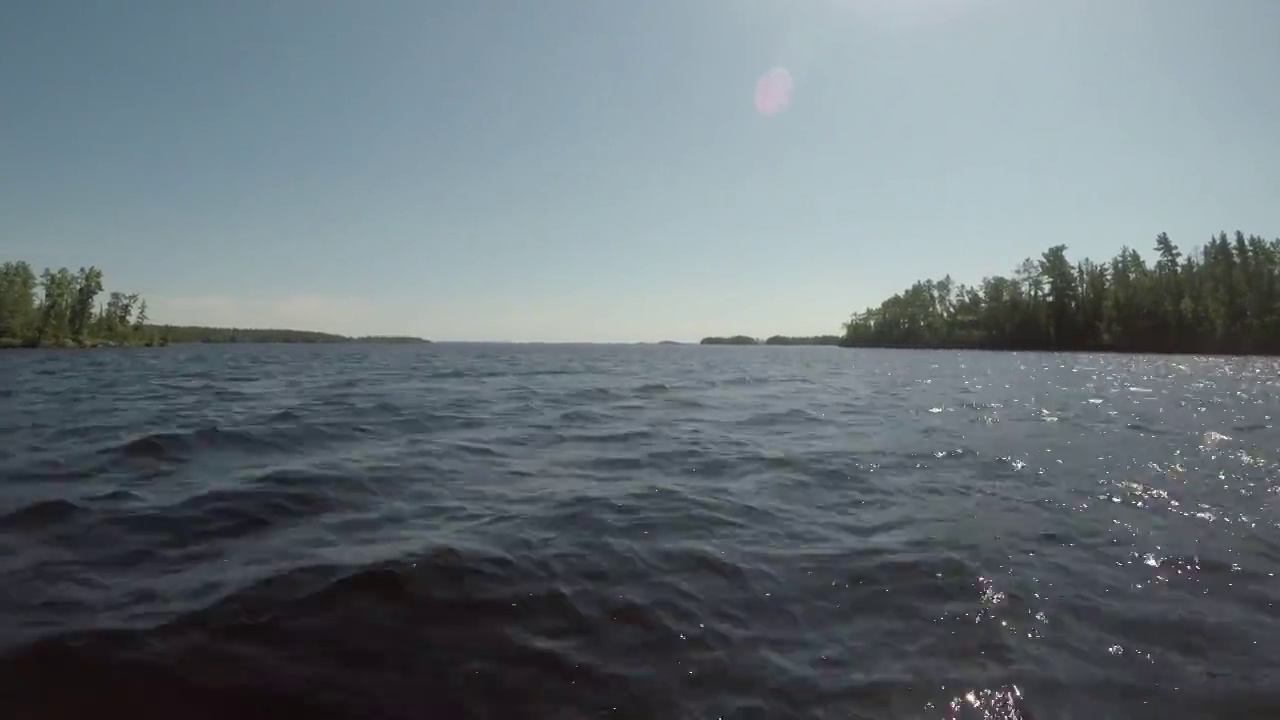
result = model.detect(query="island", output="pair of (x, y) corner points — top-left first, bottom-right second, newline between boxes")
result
(146, 326), (431, 345)
(0, 261), (429, 349)
(697, 335), (841, 346)
(763, 335), (842, 346)
(354, 336), (430, 344)
(839, 230), (1280, 356)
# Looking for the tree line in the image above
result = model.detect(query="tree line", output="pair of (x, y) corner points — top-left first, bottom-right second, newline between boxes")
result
(0, 261), (152, 348)
(699, 335), (842, 346)
(1, 260), (429, 348)
(840, 230), (1280, 355)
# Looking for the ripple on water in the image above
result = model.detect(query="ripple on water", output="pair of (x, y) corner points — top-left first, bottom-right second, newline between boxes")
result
(0, 345), (1278, 718)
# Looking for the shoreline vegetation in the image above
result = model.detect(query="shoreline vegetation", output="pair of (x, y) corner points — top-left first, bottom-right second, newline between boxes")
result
(705, 230), (1280, 357)
(0, 261), (428, 349)
(838, 231), (1280, 355)
(12, 229), (1279, 355)
(699, 335), (842, 346)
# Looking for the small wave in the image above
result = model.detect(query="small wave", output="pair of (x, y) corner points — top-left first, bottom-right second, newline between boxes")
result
(3, 345), (1280, 718)
(557, 407), (613, 424)
(263, 409), (303, 423)
(248, 467), (382, 499)
(0, 498), (85, 530)
(103, 485), (345, 550)
(107, 426), (283, 463)
(563, 386), (623, 402)
(0, 547), (674, 719)
(738, 407), (826, 426)
(91, 489), (146, 503)
(425, 368), (579, 380)
(556, 429), (654, 444)
(572, 455), (649, 473)
(439, 440), (506, 459)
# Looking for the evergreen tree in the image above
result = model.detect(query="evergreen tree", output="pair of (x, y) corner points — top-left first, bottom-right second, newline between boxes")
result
(842, 230), (1280, 355)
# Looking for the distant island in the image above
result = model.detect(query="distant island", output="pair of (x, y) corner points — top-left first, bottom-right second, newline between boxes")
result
(698, 335), (841, 346)
(0, 260), (429, 349)
(763, 335), (842, 346)
(144, 326), (431, 345)
(839, 230), (1280, 355)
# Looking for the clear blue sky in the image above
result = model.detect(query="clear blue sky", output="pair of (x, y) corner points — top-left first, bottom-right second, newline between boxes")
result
(2, 0), (1277, 342)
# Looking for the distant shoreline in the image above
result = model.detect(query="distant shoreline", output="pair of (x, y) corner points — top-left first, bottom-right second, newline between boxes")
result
(8, 336), (1278, 357)
(693, 335), (1280, 358)
(2, 260), (432, 351)
(699, 335), (842, 346)
(0, 329), (430, 350)
(836, 340), (1280, 358)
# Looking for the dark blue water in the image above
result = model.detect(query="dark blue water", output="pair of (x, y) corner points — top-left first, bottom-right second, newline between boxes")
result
(1, 344), (1278, 719)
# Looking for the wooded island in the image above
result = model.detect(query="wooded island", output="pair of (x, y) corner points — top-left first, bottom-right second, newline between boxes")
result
(699, 335), (842, 346)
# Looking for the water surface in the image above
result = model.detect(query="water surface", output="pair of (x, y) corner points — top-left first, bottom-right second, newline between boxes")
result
(1, 344), (1277, 719)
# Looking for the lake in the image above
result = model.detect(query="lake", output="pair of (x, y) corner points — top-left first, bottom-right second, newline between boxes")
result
(1, 343), (1277, 719)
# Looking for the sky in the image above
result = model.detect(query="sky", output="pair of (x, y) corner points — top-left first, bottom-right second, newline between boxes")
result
(1, 0), (1277, 343)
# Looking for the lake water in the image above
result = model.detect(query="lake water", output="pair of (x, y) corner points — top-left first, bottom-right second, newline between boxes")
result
(1, 343), (1277, 719)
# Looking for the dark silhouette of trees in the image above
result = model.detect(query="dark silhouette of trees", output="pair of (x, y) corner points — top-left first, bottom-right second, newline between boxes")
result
(763, 335), (841, 346)
(0, 261), (429, 348)
(1, 262), (135, 347)
(699, 335), (843, 346)
(841, 231), (1280, 355)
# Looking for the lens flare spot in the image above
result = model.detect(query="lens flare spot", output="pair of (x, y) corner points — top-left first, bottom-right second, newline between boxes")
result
(754, 67), (793, 116)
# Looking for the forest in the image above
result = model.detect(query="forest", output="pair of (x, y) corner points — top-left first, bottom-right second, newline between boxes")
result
(840, 231), (1280, 355)
(699, 335), (842, 346)
(763, 335), (842, 346)
(0, 261), (428, 348)
(0, 262), (154, 348)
